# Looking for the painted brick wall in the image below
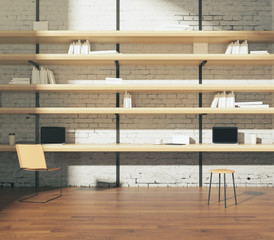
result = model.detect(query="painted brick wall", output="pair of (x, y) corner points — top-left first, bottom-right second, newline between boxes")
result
(0, 0), (273, 187)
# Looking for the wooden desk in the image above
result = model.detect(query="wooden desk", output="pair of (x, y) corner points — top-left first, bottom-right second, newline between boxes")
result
(1, 143), (274, 152)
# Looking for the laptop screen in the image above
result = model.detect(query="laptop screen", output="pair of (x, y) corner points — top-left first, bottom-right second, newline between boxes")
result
(212, 127), (238, 144)
(41, 127), (66, 144)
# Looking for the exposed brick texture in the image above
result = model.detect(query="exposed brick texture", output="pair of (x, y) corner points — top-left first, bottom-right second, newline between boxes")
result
(0, 0), (273, 187)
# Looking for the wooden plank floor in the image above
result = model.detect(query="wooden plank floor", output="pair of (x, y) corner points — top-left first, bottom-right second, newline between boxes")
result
(0, 187), (273, 240)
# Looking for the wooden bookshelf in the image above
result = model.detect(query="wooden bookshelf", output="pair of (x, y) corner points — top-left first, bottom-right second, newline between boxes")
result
(1, 84), (274, 93)
(0, 54), (274, 66)
(1, 144), (273, 152)
(0, 107), (273, 115)
(1, 31), (274, 44)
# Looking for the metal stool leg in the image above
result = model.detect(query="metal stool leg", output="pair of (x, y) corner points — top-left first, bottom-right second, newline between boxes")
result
(208, 173), (212, 205)
(218, 173), (221, 202)
(224, 174), (226, 208)
(232, 173), (237, 205)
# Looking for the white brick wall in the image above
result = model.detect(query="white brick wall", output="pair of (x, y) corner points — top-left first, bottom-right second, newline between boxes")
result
(0, 0), (273, 187)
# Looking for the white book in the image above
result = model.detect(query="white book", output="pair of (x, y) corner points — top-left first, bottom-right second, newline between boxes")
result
(128, 93), (132, 108)
(68, 43), (74, 54)
(240, 40), (248, 54)
(218, 91), (226, 108)
(32, 67), (37, 84)
(74, 40), (81, 55)
(81, 41), (89, 55)
(211, 93), (220, 108)
(36, 68), (40, 84)
(250, 51), (269, 54)
(226, 92), (235, 108)
(225, 43), (233, 54)
(235, 101), (263, 105)
(238, 104), (269, 108)
(47, 70), (56, 84)
(123, 92), (128, 108)
(41, 67), (49, 84)
(232, 40), (240, 54)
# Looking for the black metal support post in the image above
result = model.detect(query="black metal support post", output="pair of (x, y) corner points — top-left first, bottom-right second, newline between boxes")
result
(198, 61), (207, 187)
(115, 0), (120, 188)
(198, 0), (204, 187)
(199, 0), (202, 31)
(35, 0), (40, 190)
(115, 60), (120, 187)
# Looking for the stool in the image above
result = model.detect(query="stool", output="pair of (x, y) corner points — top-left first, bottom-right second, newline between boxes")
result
(208, 169), (237, 208)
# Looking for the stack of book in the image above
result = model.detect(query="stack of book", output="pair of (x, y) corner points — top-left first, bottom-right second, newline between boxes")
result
(68, 40), (118, 55)
(211, 91), (235, 108)
(89, 50), (118, 54)
(235, 101), (269, 108)
(68, 40), (90, 54)
(225, 40), (248, 54)
(9, 78), (30, 84)
(123, 92), (132, 108)
(32, 67), (56, 84)
(250, 51), (269, 54)
(105, 77), (123, 84)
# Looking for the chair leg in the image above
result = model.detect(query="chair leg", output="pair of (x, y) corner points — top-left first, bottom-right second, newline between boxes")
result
(208, 173), (212, 205)
(232, 173), (237, 205)
(218, 173), (221, 202)
(20, 168), (62, 203)
(224, 174), (226, 208)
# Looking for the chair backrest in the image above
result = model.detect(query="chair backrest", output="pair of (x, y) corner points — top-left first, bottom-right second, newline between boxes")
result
(16, 144), (47, 170)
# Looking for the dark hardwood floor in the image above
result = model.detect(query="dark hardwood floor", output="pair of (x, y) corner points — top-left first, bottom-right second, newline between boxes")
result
(0, 187), (273, 240)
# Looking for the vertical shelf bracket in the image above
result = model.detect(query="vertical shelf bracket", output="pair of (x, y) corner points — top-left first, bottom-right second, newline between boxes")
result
(115, 0), (121, 188)
(34, 0), (40, 190)
(198, 60), (207, 187)
(198, 0), (204, 188)
(28, 60), (40, 70)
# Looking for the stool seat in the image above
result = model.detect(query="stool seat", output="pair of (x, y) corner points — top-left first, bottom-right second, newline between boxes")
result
(210, 169), (235, 174)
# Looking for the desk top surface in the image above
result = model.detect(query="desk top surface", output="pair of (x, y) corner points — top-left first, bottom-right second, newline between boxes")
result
(0, 144), (274, 152)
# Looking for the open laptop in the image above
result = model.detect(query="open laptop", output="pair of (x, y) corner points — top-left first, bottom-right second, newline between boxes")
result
(212, 127), (238, 144)
(41, 127), (66, 144)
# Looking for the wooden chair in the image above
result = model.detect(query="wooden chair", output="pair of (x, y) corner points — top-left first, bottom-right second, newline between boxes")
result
(208, 169), (237, 208)
(16, 144), (62, 203)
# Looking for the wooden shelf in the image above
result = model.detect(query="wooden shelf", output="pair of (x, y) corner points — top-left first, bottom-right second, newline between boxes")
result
(0, 107), (273, 115)
(1, 84), (274, 93)
(1, 31), (274, 44)
(1, 144), (273, 152)
(0, 54), (274, 66)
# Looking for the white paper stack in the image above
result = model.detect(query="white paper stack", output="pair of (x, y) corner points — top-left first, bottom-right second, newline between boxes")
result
(210, 91), (235, 108)
(123, 92), (132, 108)
(9, 78), (30, 84)
(250, 51), (269, 54)
(225, 40), (248, 54)
(235, 101), (269, 108)
(105, 77), (123, 84)
(31, 67), (56, 84)
(89, 50), (118, 54)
